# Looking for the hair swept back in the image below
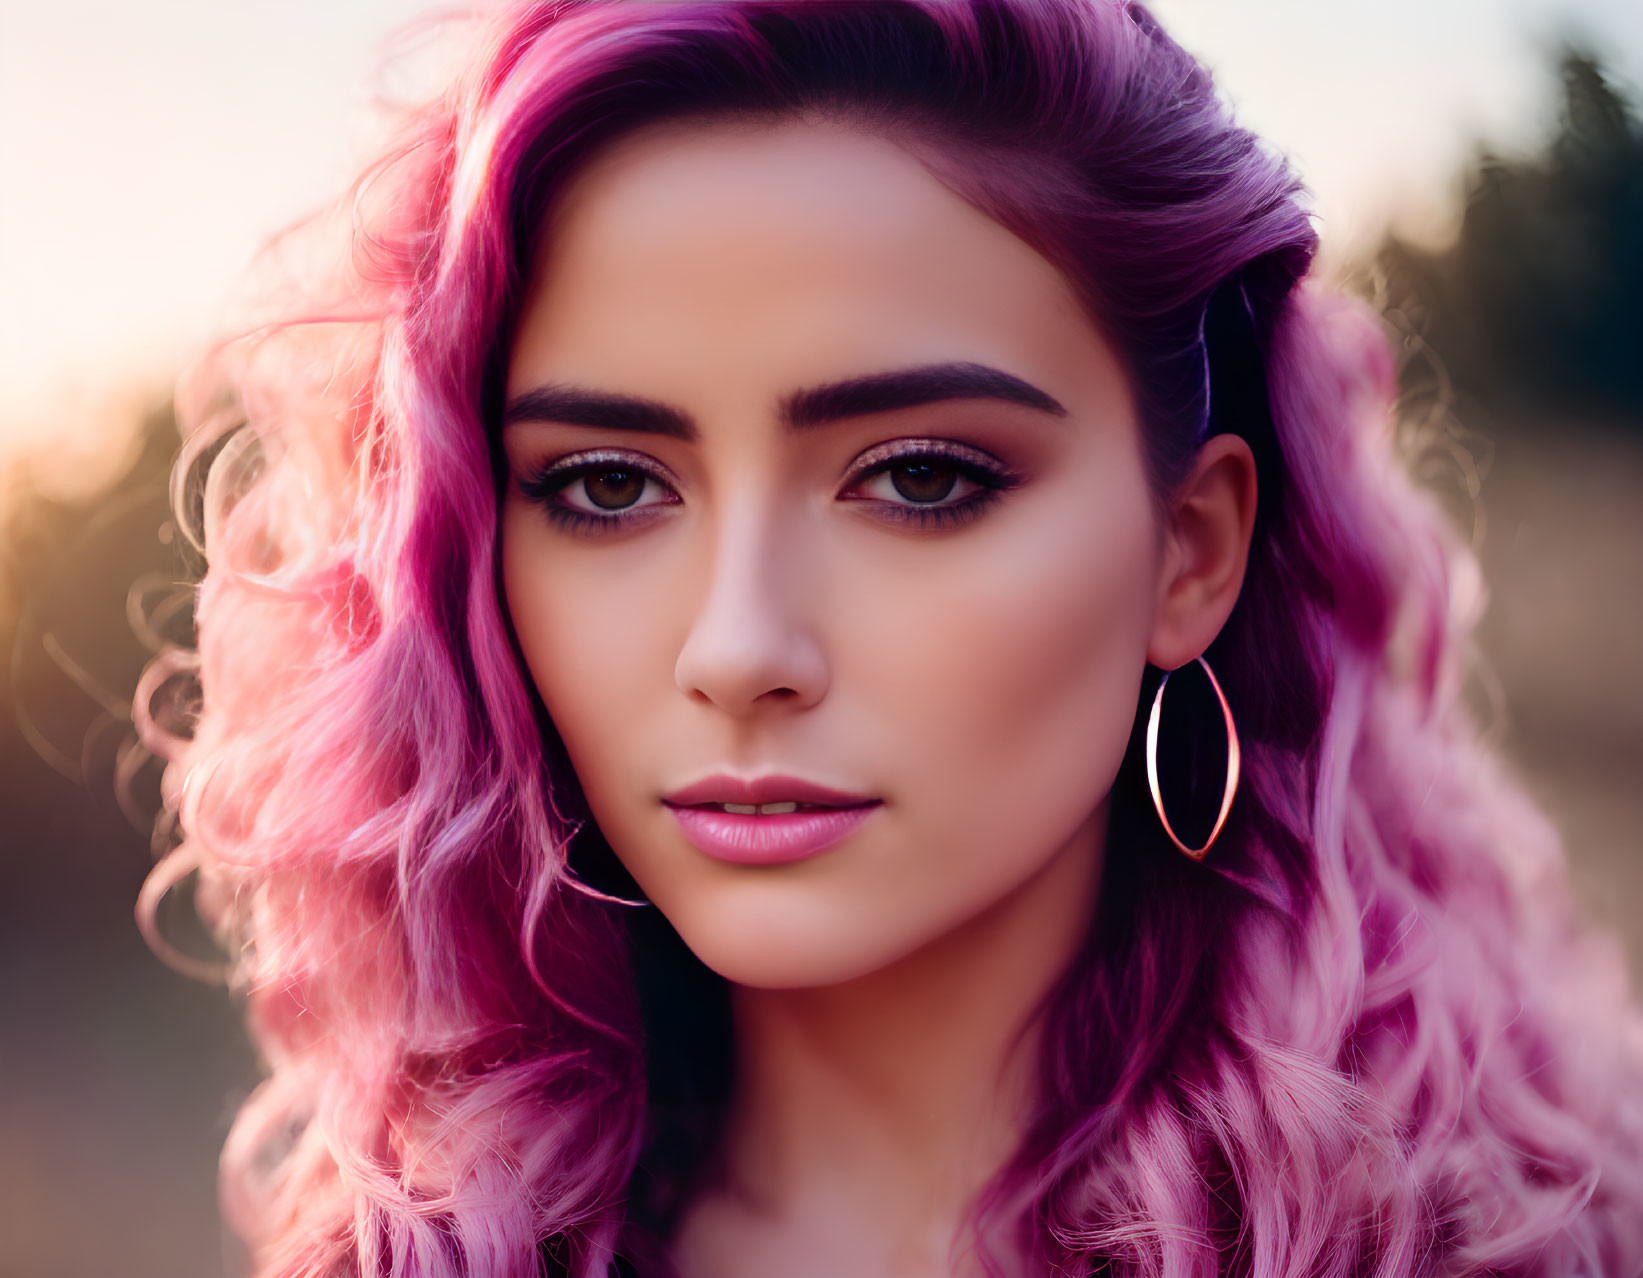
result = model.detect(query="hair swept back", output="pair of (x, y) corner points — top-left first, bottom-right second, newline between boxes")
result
(136, 2), (1643, 1275)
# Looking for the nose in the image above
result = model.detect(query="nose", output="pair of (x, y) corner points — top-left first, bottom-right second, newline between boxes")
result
(673, 502), (829, 716)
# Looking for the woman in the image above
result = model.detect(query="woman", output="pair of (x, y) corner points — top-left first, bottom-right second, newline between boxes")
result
(135, 1), (1643, 1275)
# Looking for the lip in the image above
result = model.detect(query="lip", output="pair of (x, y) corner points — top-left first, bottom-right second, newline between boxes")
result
(661, 773), (879, 809)
(664, 803), (881, 865)
(661, 773), (883, 866)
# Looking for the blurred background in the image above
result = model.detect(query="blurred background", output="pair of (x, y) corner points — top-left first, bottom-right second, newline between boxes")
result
(2, 2), (1641, 1275)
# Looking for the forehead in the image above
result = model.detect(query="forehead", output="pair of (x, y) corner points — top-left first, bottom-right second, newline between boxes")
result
(506, 115), (1117, 412)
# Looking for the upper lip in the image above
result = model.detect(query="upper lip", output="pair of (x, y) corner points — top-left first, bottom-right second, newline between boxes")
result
(662, 774), (881, 809)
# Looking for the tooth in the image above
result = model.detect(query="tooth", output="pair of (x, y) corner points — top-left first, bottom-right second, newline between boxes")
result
(722, 803), (758, 814)
(759, 802), (799, 815)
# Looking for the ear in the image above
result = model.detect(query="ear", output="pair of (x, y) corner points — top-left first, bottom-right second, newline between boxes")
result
(1146, 434), (1259, 671)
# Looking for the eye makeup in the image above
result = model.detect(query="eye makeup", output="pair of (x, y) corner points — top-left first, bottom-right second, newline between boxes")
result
(836, 437), (1024, 531)
(517, 447), (682, 537)
(516, 437), (1025, 538)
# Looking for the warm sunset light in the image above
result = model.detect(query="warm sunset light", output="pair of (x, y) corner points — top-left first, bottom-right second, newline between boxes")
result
(2, 0), (1641, 503)
(5, 5), (1642, 1276)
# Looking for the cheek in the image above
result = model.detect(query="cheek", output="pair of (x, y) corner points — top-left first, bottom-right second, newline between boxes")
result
(856, 478), (1157, 867)
(499, 505), (661, 804)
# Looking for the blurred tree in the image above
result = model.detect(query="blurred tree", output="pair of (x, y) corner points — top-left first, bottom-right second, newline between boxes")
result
(1368, 44), (1643, 431)
(2, 404), (193, 726)
(1, 405), (259, 1278)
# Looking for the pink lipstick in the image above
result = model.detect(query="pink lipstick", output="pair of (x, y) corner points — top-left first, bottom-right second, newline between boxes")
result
(661, 773), (882, 865)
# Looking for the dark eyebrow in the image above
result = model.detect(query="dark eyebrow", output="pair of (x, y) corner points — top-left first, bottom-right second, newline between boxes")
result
(781, 361), (1067, 428)
(500, 360), (1067, 440)
(501, 385), (695, 439)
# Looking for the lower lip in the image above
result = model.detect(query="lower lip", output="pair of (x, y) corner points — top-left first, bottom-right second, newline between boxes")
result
(663, 802), (881, 865)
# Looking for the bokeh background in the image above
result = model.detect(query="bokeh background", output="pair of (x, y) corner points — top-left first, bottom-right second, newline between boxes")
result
(3, 3), (1641, 1276)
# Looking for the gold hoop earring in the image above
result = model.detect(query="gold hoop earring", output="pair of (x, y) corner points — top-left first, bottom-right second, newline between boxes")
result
(1145, 655), (1241, 861)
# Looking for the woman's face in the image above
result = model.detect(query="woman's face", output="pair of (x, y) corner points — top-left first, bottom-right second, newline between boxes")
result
(500, 117), (1164, 989)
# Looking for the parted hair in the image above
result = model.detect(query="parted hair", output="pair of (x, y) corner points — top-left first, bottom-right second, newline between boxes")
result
(137, 2), (1643, 1274)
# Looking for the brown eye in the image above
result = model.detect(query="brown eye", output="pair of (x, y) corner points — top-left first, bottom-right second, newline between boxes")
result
(841, 441), (1023, 532)
(887, 460), (960, 504)
(518, 450), (682, 536)
(583, 467), (647, 510)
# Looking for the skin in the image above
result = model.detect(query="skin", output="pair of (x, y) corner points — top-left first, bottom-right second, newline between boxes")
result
(499, 116), (1256, 1277)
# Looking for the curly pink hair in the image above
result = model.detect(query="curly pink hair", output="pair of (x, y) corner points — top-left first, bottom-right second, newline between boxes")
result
(137, 2), (1643, 1275)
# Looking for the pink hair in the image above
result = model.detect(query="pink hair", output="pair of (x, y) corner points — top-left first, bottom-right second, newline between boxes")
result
(136, 2), (1643, 1275)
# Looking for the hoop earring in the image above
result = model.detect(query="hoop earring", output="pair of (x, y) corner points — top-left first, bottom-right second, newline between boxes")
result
(1145, 655), (1241, 862)
(560, 820), (654, 909)
(563, 876), (654, 911)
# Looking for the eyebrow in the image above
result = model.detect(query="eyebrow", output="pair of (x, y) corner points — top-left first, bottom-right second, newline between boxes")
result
(500, 360), (1067, 440)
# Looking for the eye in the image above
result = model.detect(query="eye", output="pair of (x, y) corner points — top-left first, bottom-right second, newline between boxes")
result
(840, 439), (1023, 530)
(518, 449), (680, 536)
(517, 439), (1023, 538)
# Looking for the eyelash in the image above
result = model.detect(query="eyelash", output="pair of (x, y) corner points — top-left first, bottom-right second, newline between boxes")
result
(517, 441), (1023, 537)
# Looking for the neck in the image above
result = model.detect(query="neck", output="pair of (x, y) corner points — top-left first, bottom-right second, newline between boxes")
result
(692, 805), (1106, 1273)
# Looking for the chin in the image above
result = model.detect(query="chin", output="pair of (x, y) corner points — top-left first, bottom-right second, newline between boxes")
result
(663, 898), (919, 990)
